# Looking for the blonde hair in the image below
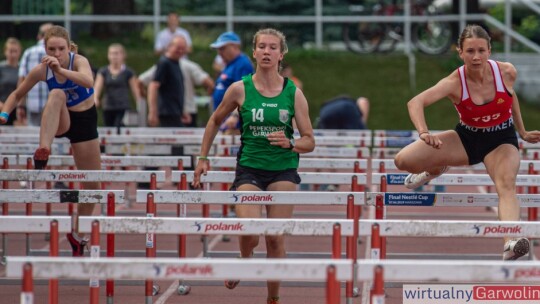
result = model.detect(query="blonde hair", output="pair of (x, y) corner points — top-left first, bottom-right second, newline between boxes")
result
(70, 40), (78, 53)
(252, 28), (288, 55)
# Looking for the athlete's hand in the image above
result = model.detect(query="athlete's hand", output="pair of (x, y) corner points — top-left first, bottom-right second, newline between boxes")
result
(522, 131), (540, 144)
(267, 131), (287, 148)
(192, 158), (210, 189)
(41, 56), (61, 73)
(420, 133), (443, 149)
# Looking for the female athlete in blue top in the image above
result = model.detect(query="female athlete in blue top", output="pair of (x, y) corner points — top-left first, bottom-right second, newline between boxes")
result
(0, 25), (101, 257)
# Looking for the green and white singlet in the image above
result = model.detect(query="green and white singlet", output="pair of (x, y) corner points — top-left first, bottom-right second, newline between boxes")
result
(237, 74), (298, 171)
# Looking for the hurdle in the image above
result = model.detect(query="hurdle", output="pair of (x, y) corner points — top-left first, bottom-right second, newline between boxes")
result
(6, 256), (351, 304)
(11, 155), (192, 169)
(0, 169), (166, 209)
(0, 189), (123, 257)
(365, 191), (540, 261)
(138, 188), (363, 301)
(0, 143), (71, 156)
(7, 256), (540, 304)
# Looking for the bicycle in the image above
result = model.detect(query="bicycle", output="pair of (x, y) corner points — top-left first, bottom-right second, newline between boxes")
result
(342, 0), (453, 55)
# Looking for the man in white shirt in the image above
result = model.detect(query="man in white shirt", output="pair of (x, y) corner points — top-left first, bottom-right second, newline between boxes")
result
(154, 12), (192, 55)
(18, 23), (53, 126)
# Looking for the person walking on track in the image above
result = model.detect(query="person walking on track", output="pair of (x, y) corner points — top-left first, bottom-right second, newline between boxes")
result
(193, 28), (315, 304)
(0, 25), (101, 257)
(394, 24), (540, 261)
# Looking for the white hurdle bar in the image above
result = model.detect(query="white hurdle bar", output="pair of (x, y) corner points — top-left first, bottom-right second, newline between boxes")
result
(77, 216), (353, 236)
(0, 169), (166, 183)
(372, 173), (540, 186)
(0, 216), (71, 233)
(6, 257), (540, 304)
(0, 190), (124, 204)
(6, 256), (351, 281)
(8, 155), (193, 168)
(370, 158), (540, 172)
(137, 190), (364, 206)
(358, 219), (540, 238)
(14, 257), (540, 282)
(0, 143), (71, 155)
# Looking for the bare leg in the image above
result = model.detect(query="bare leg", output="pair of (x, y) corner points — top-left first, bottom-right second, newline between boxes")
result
(38, 89), (70, 149)
(264, 181), (296, 301)
(484, 144), (520, 244)
(235, 184), (264, 257)
(394, 130), (469, 174)
(71, 138), (102, 220)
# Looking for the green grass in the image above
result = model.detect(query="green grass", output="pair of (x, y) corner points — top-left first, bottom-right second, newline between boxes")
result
(68, 35), (540, 131)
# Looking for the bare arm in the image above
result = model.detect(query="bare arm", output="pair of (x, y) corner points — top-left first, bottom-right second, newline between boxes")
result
(499, 61), (540, 143)
(43, 54), (94, 88)
(290, 88), (315, 153)
(93, 73), (104, 108)
(128, 75), (142, 101)
(407, 72), (459, 148)
(201, 76), (215, 96)
(147, 81), (160, 127)
(192, 81), (244, 187)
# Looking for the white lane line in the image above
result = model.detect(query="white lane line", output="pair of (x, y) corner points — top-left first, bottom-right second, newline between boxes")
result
(154, 235), (223, 304)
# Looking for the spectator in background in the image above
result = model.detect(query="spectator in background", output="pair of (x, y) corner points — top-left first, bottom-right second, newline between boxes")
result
(210, 31), (254, 133)
(18, 23), (53, 126)
(139, 56), (214, 128)
(280, 61), (303, 90)
(317, 95), (370, 129)
(154, 12), (192, 56)
(94, 43), (141, 128)
(147, 35), (188, 127)
(0, 38), (22, 125)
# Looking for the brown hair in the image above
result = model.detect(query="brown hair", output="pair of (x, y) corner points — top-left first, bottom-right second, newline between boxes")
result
(252, 28), (288, 55)
(44, 25), (77, 52)
(457, 24), (491, 50)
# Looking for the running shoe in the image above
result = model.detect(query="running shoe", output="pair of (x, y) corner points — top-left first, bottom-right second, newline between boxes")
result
(224, 252), (254, 289)
(503, 238), (530, 261)
(66, 233), (88, 257)
(33, 147), (50, 170)
(404, 166), (448, 189)
(267, 297), (280, 304)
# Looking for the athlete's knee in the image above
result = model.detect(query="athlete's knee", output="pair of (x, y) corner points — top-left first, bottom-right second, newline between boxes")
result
(242, 235), (259, 249)
(494, 174), (517, 192)
(48, 89), (67, 105)
(394, 153), (410, 171)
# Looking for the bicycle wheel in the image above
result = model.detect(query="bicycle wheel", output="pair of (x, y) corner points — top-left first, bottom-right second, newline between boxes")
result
(412, 20), (453, 55)
(342, 22), (386, 54)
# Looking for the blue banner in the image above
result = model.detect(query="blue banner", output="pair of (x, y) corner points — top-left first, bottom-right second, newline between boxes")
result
(385, 193), (437, 206)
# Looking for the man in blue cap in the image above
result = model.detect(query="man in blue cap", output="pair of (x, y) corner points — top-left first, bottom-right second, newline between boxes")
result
(210, 31), (254, 131)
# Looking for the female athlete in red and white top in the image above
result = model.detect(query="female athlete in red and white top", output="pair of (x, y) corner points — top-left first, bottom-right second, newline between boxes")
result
(394, 24), (540, 260)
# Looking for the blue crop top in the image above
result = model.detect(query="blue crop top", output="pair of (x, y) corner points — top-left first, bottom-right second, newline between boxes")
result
(46, 52), (94, 107)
